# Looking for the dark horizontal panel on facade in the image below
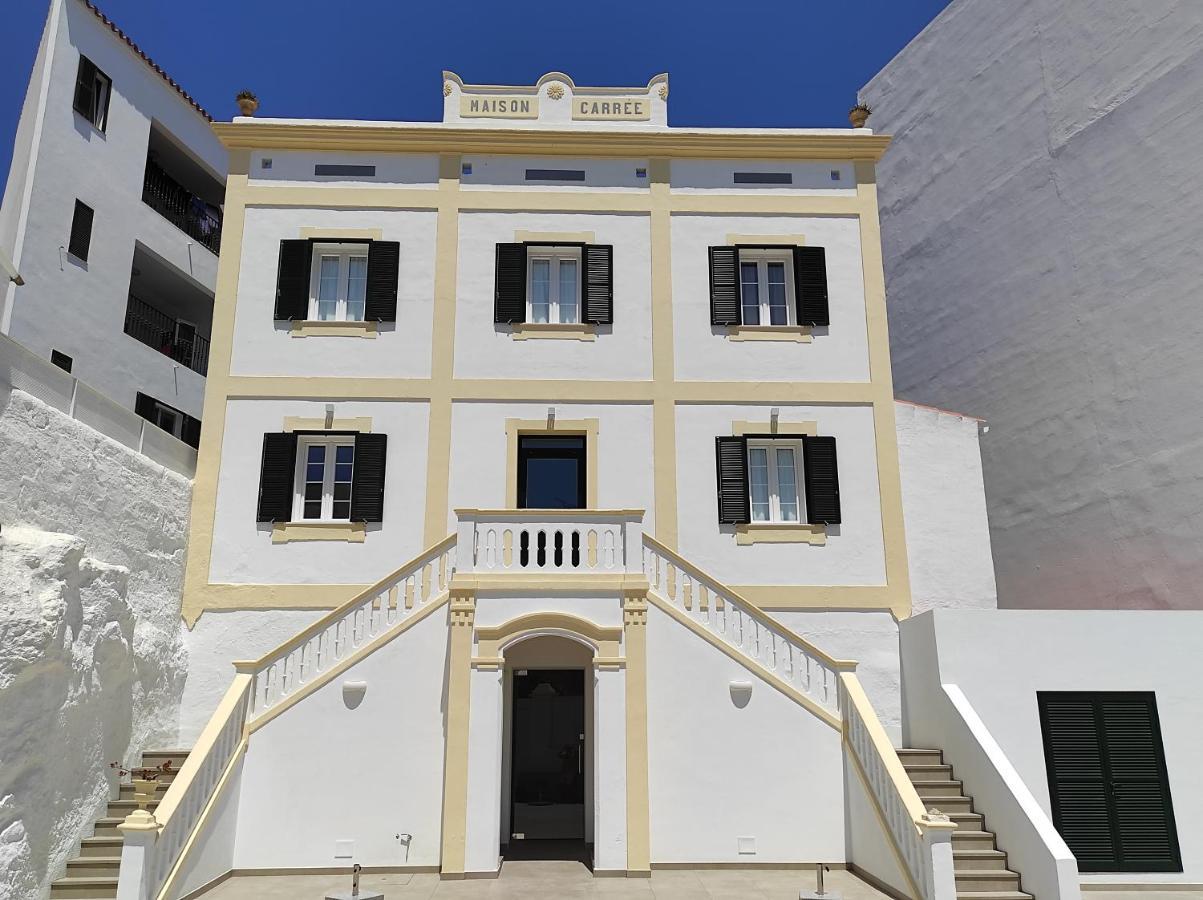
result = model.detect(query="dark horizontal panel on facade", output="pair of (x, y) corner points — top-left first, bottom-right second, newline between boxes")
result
(734, 172), (793, 184)
(525, 169), (587, 181)
(314, 164), (377, 177)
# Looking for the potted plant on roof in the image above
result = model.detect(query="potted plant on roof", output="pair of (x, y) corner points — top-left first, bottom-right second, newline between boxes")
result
(236, 90), (259, 117)
(849, 102), (872, 128)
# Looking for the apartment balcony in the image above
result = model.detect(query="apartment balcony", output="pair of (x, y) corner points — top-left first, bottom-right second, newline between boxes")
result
(124, 293), (210, 376)
(141, 125), (225, 255)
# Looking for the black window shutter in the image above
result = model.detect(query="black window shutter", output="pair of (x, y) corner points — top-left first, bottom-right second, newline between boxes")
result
(365, 241), (399, 322)
(794, 246), (829, 327)
(583, 244), (614, 324)
(134, 392), (155, 422)
(802, 435), (841, 525)
(257, 433), (298, 522)
(350, 433), (388, 523)
(709, 246), (740, 326)
(494, 243), (527, 323)
(69, 200), (94, 262)
(180, 415), (202, 450)
(715, 436), (750, 524)
(274, 240), (312, 320)
(73, 56), (97, 120)
(1040, 693), (1182, 873)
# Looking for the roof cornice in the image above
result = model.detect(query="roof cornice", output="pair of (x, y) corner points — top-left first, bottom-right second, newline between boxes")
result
(210, 122), (891, 161)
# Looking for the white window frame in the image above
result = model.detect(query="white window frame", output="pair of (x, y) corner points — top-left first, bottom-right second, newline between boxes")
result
(309, 243), (369, 322)
(292, 435), (356, 523)
(738, 248), (796, 327)
(84, 63), (111, 131)
(526, 245), (582, 324)
(152, 402), (183, 440)
(747, 438), (805, 524)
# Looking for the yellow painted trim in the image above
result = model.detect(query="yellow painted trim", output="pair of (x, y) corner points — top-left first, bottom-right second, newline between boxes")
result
(454, 507), (645, 517)
(732, 420), (817, 437)
(270, 521), (366, 544)
(623, 590), (651, 875)
(504, 418), (599, 509)
(299, 227), (382, 240)
(510, 322), (597, 341)
(594, 657), (625, 670)
(450, 572), (648, 593)
(727, 325), (812, 343)
(214, 121), (891, 162)
(440, 590), (475, 876)
(290, 320), (378, 338)
(514, 230), (596, 244)
(646, 590), (842, 730)
(726, 233), (806, 246)
(649, 159), (678, 551)
(735, 523), (827, 546)
(475, 610), (622, 658)
(283, 416), (372, 433)
(246, 592), (450, 734)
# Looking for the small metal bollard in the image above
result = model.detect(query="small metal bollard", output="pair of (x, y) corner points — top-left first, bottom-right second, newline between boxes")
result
(799, 863), (842, 900)
(325, 862), (385, 900)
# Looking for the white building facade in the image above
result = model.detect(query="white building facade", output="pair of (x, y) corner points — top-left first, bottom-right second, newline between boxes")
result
(0, 0), (226, 448)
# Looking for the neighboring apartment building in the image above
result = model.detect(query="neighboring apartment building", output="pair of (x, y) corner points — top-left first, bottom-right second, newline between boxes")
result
(0, 0), (226, 448)
(860, 0), (1203, 612)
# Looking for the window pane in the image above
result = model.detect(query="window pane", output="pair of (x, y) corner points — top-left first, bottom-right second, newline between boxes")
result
(332, 501), (351, 520)
(302, 444), (327, 520)
(317, 257), (339, 320)
(331, 445), (354, 521)
(335, 445), (354, 464)
(304, 501), (323, 519)
(775, 447), (799, 522)
(749, 447), (770, 522)
(740, 261), (760, 325)
(530, 259), (550, 323)
(558, 259), (578, 323)
(767, 262), (789, 326)
(346, 255), (367, 322)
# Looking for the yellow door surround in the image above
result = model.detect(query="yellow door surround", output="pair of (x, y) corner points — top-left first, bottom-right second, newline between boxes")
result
(504, 417), (600, 509)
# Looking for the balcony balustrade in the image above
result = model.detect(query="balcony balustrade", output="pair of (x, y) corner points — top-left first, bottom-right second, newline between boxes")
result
(142, 160), (222, 254)
(123, 294), (210, 376)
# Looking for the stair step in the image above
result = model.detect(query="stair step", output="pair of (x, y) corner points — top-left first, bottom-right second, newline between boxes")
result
(139, 749), (190, 767)
(48, 876), (118, 899)
(954, 849), (1009, 870)
(118, 782), (170, 799)
(903, 763), (955, 780)
(955, 870), (1022, 892)
(951, 830), (998, 850)
(897, 748), (944, 766)
(91, 818), (126, 837)
(955, 893), (1032, 900)
(106, 799), (159, 816)
(66, 857), (122, 877)
(78, 836), (124, 858)
(920, 794), (973, 812)
(948, 810), (984, 824)
(912, 778), (965, 797)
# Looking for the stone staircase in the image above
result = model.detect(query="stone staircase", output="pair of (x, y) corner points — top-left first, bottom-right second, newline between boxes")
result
(49, 750), (190, 900)
(898, 749), (1032, 900)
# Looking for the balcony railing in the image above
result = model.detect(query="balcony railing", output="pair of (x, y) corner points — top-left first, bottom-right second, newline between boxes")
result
(456, 509), (645, 577)
(124, 294), (210, 376)
(142, 160), (222, 254)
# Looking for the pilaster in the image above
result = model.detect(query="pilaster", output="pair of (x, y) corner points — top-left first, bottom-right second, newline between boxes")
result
(622, 588), (651, 876)
(440, 588), (476, 877)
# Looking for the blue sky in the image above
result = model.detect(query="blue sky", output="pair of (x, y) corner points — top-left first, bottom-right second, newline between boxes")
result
(1, 0), (950, 186)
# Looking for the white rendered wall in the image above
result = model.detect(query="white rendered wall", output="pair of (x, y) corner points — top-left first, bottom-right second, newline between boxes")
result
(0, 387), (190, 899)
(247, 151), (438, 190)
(461, 156), (648, 192)
(901, 610), (1203, 885)
(453, 211), (653, 382)
(670, 159), (857, 195)
(863, 0), (1203, 610)
(645, 603), (845, 863)
(669, 214), (870, 384)
(0, 0), (225, 419)
(229, 206), (437, 380)
(233, 607), (448, 870)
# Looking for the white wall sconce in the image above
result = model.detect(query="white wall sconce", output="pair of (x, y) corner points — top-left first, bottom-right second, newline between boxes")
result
(729, 680), (753, 707)
(324, 403), (335, 429)
(547, 407), (556, 428)
(770, 408), (780, 433)
(342, 680), (367, 709)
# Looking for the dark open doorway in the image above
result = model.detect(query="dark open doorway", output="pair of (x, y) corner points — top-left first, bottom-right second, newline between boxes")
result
(507, 668), (587, 862)
(517, 436), (586, 509)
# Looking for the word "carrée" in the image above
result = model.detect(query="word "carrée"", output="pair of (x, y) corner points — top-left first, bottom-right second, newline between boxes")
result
(573, 98), (650, 120)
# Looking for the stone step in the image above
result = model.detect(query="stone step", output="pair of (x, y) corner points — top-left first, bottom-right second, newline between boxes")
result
(897, 748), (944, 766)
(140, 749), (190, 768)
(79, 836), (123, 858)
(950, 830), (997, 851)
(912, 778), (965, 798)
(955, 893), (1032, 900)
(955, 870), (1022, 893)
(954, 849), (1010, 871)
(118, 781), (170, 799)
(48, 876), (118, 899)
(91, 817), (126, 837)
(904, 763), (955, 781)
(65, 857), (121, 878)
(920, 794), (973, 812)
(107, 798), (159, 816)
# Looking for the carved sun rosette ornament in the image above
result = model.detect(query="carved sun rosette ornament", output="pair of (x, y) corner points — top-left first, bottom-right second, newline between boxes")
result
(659, 84), (668, 100)
(546, 83), (565, 100)
(443, 82), (453, 97)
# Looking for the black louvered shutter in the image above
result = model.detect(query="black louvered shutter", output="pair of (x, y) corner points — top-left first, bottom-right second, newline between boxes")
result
(715, 436), (750, 524)
(794, 246), (829, 327)
(350, 433), (388, 523)
(1040, 693), (1181, 873)
(365, 241), (399, 321)
(274, 240), (312, 320)
(69, 200), (93, 262)
(180, 416), (201, 450)
(802, 435), (841, 525)
(709, 246), (740, 326)
(257, 433), (298, 522)
(73, 56), (97, 121)
(134, 392), (155, 422)
(494, 243), (527, 323)
(583, 244), (614, 324)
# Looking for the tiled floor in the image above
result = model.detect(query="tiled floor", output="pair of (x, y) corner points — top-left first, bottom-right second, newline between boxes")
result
(198, 863), (891, 899)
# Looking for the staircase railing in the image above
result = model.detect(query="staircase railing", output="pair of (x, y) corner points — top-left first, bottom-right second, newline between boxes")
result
(240, 535), (457, 720)
(841, 672), (958, 900)
(641, 534), (854, 722)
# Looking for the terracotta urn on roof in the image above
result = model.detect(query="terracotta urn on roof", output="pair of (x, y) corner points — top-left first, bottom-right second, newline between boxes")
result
(236, 90), (259, 117)
(849, 103), (871, 129)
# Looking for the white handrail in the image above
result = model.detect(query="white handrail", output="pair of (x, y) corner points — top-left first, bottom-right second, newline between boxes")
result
(841, 673), (957, 900)
(641, 534), (854, 720)
(456, 509), (645, 576)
